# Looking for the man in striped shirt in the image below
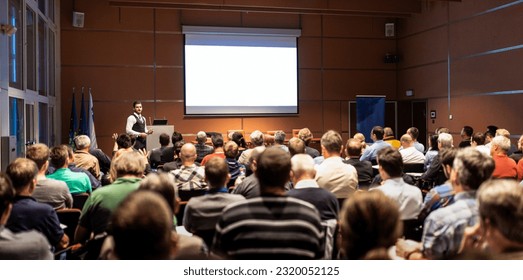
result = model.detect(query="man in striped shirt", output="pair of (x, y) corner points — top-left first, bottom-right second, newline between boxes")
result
(213, 147), (324, 259)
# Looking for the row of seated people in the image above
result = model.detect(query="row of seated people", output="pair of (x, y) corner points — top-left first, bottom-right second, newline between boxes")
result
(1, 123), (523, 259)
(2, 138), (522, 260)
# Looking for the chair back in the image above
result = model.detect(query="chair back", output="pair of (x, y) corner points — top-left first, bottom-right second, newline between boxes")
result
(403, 163), (425, 173)
(72, 193), (89, 210)
(56, 208), (82, 241)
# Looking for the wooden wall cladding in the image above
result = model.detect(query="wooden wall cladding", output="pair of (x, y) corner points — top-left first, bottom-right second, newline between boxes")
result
(398, 0), (523, 146)
(61, 2), (398, 153)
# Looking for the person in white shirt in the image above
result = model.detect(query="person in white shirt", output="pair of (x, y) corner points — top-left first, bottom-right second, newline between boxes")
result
(125, 101), (153, 150)
(372, 147), (422, 220)
(399, 134), (425, 164)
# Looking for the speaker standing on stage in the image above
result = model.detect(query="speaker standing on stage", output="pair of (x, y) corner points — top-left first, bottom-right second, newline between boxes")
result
(126, 101), (153, 150)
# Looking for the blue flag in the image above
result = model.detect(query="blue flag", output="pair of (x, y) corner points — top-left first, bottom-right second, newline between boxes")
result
(88, 90), (98, 149)
(79, 91), (87, 136)
(356, 96), (385, 143)
(68, 90), (78, 147)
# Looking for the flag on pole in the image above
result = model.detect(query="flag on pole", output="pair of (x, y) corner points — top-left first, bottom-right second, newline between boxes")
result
(79, 88), (88, 136)
(88, 89), (98, 149)
(68, 88), (78, 147)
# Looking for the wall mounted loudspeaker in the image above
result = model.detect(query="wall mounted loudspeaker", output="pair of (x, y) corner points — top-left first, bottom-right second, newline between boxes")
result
(385, 23), (395, 37)
(72, 12), (85, 28)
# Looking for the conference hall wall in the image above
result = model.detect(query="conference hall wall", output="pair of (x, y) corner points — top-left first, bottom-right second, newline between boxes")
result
(60, 1), (398, 154)
(397, 0), (523, 146)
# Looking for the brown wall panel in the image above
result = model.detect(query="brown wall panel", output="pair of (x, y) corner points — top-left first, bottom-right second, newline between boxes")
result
(156, 9), (182, 32)
(449, 0), (515, 21)
(155, 68), (184, 100)
(450, 5), (523, 58)
(398, 26), (447, 68)
(323, 16), (391, 38)
(61, 66), (155, 102)
(323, 70), (396, 100)
(61, 31), (154, 65)
(398, 2), (448, 37)
(322, 101), (342, 132)
(62, 1), (120, 31)
(240, 12), (300, 28)
(397, 62), (447, 99)
(298, 37), (322, 68)
(451, 49), (523, 96)
(301, 15), (322, 37)
(323, 38), (396, 69)
(155, 34), (183, 66)
(180, 10), (242, 26)
(298, 69), (322, 101)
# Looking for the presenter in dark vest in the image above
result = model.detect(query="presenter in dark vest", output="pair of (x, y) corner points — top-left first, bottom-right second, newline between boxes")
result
(126, 101), (153, 150)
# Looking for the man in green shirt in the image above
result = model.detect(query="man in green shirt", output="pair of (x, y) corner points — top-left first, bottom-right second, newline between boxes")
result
(47, 145), (91, 194)
(74, 152), (145, 244)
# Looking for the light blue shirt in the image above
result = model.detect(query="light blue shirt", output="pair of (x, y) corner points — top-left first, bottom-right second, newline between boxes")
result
(360, 140), (392, 162)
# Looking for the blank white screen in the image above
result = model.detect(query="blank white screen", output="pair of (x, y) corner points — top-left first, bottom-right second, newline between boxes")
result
(183, 26), (300, 115)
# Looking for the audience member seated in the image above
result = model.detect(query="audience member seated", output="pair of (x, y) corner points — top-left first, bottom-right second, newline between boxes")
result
(101, 191), (176, 259)
(339, 191), (402, 260)
(420, 133), (453, 187)
(5, 158), (69, 252)
(420, 148), (458, 219)
(399, 134), (425, 164)
(213, 148), (324, 259)
(510, 135), (523, 164)
(461, 179), (523, 259)
(458, 126), (473, 148)
(149, 133), (170, 169)
(161, 141), (184, 172)
(136, 173), (208, 259)
(496, 128), (518, 156)
(490, 136), (517, 179)
(74, 152), (144, 245)
(171, 143), (206, 191)
(288, 137), (306, 156)
(47, 145), (92, 195)
(112, 133), (135, 159)
(353, 133), (367, 153)
(343, 138), (373, 189)
(231, 147), (264, 198)
(360, 126), (391, 162)
(0, 174), (53, 260)
(161, 131), (184, 163)
(89, 147), (111, 178)
(371, 147), (422, 220)
(224, 141), (244, 188)
(183, 157), (245, 248)
(424, 134), (439, 171)
(298, 128), (320, 158)
(230, 131), (247, 156)
(201, 134), (225, 166)
(406, 127), (425, 153)
(315, 130), (358, 200)
(26, 144), (72, 210)
(396, 148), (494, 260)
(288, 154), (339, 221)
(74, 135), (101, 179)
(272, 130), (289, 153)
(238, 130), (265, 165)
(194, 131), (214, 164)
(471, 132), (490, 157)
(383, 127), (401, 149)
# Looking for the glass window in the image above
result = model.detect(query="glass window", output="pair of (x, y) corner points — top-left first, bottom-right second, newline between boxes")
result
(49, 106), (55, 146)
(27, 7), (37, 91)
(38, 15), (47, 96)
(8, 0), (23, 89)
(39, 103), (49, 144)
(25, 104), (35, 147)
(48, 29), (55, 96)
(48, 0), (54, 22)
(9, 97), (25, 157)
(38, 0), (45, 14)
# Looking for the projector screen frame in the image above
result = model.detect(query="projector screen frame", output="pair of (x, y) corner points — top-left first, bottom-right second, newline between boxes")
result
(182, 26), (301, 117)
